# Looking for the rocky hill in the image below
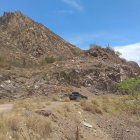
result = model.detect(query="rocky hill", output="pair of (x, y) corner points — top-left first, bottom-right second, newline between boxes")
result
(0, 11), (80, 67)
(0, 11), (140, 99)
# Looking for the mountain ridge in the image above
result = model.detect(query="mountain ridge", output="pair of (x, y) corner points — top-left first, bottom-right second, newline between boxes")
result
(0, 11), (140, 98)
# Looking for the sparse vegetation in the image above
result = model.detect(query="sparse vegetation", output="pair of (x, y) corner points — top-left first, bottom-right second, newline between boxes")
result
(112, 97), (140, 115)
(45, 56), (55, 64)
(102, 104), (108, 112)
(13, 100), (45, 111)
(0, 98), (52, 140)
(0, 111), (52, 140)
(117, 78), (140, 100)
(0, 10), (140, 140)
(13, 100), (35, 111)
(80, 99), (102, 114)
(91, 99), (99, 106)
(62, 103), (72, 112)
(25, 114), (52, 137)
(0, 94), (139, 139)
(52, 96), (60, 101)
(102, 96), (110, 103)
(89, 44), (101, 50)
(62, 97), (70, 102)
(112, 78), (140, 115)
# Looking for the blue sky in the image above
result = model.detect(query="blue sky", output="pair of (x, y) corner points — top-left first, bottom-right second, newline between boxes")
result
(0, 0), (140, 63)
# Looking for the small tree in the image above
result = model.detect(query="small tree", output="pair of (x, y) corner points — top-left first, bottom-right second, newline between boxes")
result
(89, 44), (101, 50)
(115, 51), (122, 57)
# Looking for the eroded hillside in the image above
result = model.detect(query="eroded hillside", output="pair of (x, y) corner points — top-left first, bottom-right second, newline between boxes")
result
(0, 11), (140, 99)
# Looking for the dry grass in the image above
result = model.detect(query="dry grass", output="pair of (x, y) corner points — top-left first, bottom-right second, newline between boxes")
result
(101, 96), (110, 103)
(0, 113), (23, 139)
(80, 95), (140, 116)
(62, 103), (72, 112)
(46, 101), (51, 105)
(80, 99), (86, 106)
(102, 104), (108, 112)
(25, 114), (52, 137)
(113, 98), (140, 115)
(0, 98), (53, 140)
(62, 97), (70, 102)
(13, 100), (35, 111)
(91, 99), (99, 106)
(80, 100), (102, 114)
(7, 115), (22, 131)
(13, 99), (46, 112)
(80, 97), (113, 114)
(52, 96), (60, 101)
(0, 111), (52, 140)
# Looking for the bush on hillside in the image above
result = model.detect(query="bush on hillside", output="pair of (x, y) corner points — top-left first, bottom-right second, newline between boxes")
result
(45, 56), (55, 64)
(117, 78), (140, 100)
(89, 44), (101, 50)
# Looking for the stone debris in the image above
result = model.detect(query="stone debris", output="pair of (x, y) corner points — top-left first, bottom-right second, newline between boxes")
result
(82, 121), (93, 128)
(35, 110), (52, 117)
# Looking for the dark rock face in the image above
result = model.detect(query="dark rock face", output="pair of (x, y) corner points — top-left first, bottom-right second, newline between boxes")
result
(52, 57), (140, 94)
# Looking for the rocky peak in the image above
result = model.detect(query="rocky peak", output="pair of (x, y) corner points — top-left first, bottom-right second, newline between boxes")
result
(0, 11), (28, 25)
(3, 11), (22, 18)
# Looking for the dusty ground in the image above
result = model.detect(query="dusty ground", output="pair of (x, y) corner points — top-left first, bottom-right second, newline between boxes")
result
(94, 114), (140, 140)
(0, 104), (13, 113)
(29, 100), (113, 140)
(0, 95), (139, 140)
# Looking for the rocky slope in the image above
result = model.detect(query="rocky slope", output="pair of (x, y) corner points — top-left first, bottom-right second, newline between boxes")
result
(0, 11), (80, 67)
(0, 11), (140, 98)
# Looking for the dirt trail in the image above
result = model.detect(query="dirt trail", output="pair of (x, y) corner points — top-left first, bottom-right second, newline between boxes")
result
(0, 104), (13, 113)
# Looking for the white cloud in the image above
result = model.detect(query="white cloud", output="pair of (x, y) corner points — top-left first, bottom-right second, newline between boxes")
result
(114, 42), (140, 64)
(61, 0), (83, 11)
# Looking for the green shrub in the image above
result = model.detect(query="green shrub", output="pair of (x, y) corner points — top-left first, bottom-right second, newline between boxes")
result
(117, 78), (140, 100)
(45, 56), (55, 64)
(89, 44), (101, 50)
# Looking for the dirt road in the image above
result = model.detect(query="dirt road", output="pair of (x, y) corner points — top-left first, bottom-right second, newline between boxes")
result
(0, 104), (13, 113)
